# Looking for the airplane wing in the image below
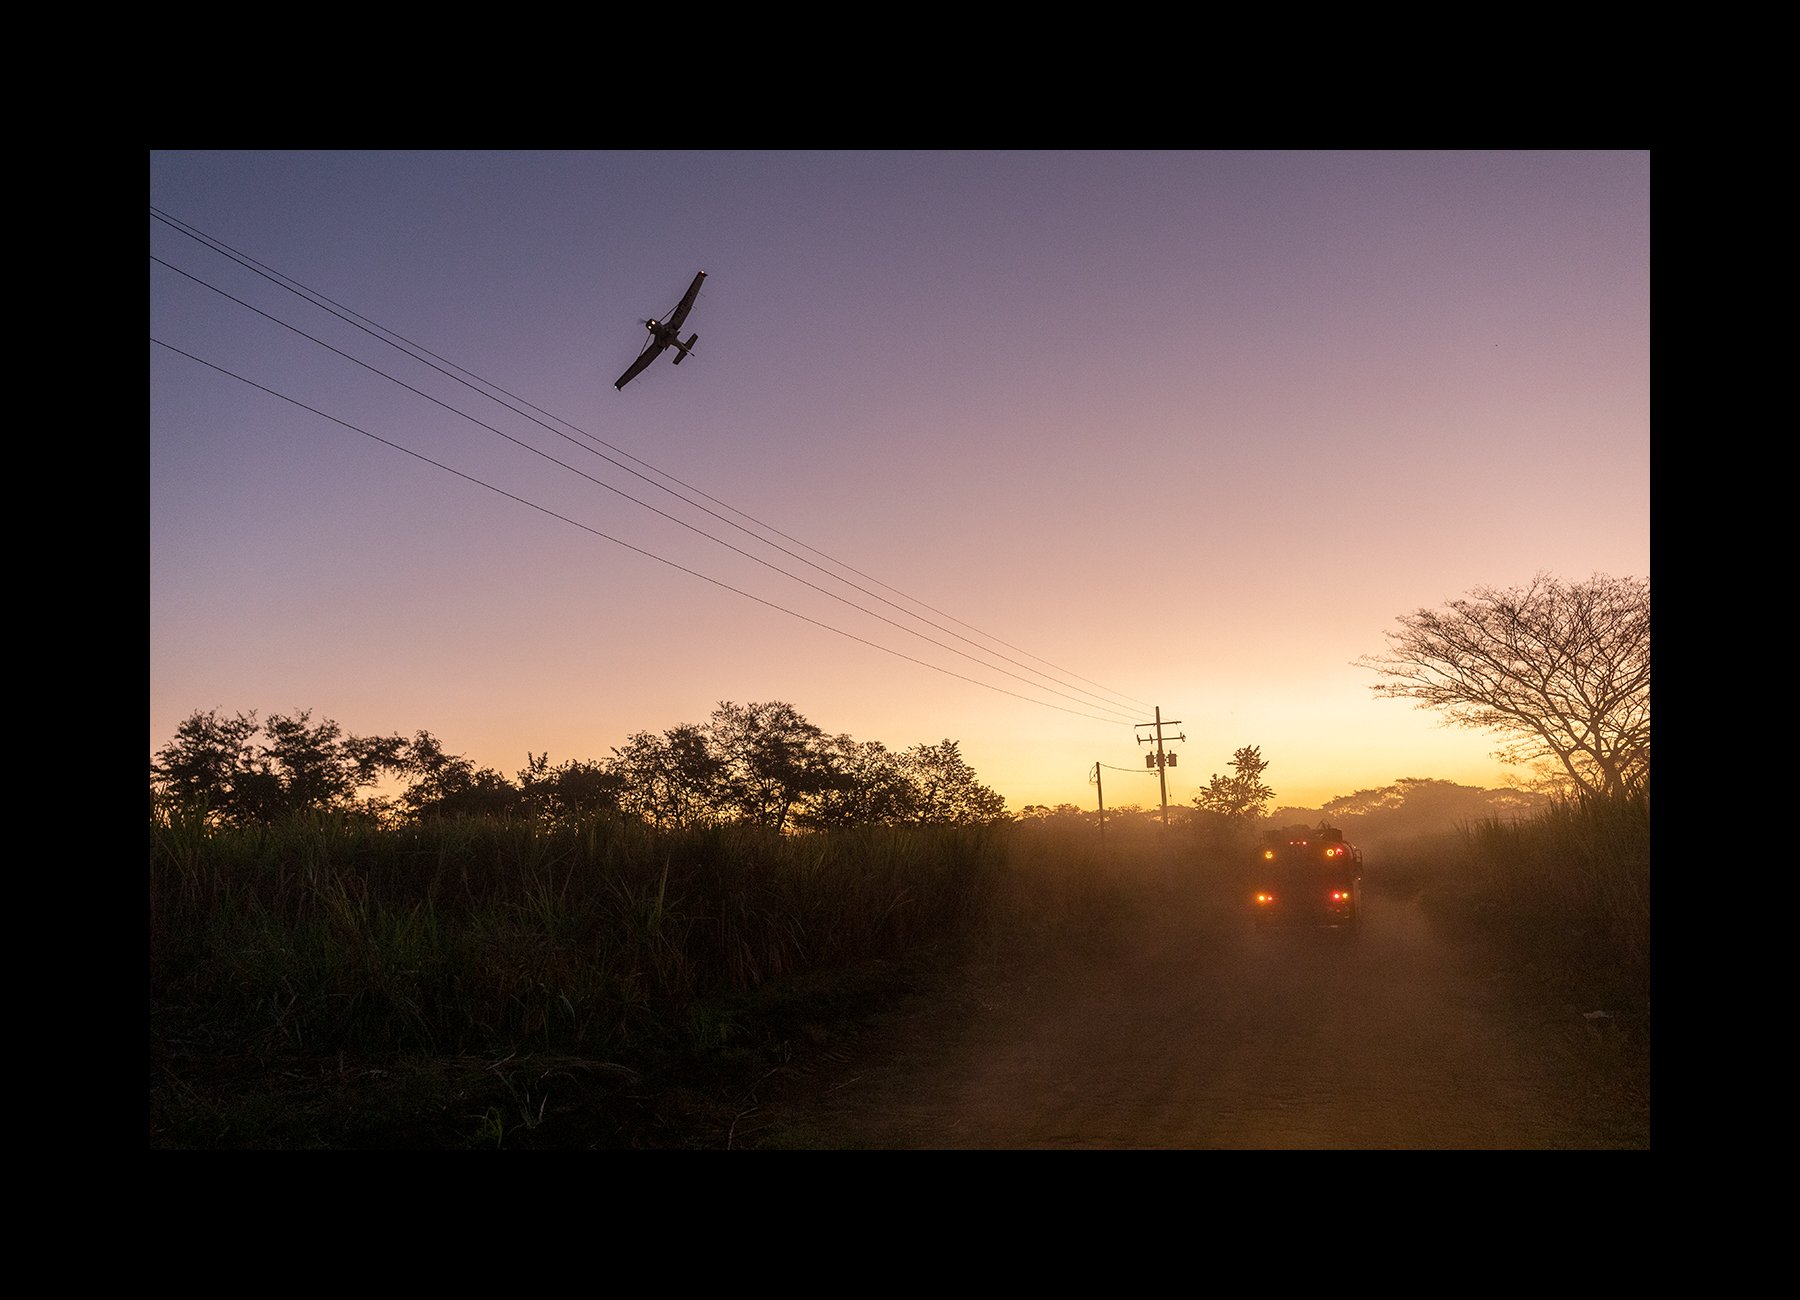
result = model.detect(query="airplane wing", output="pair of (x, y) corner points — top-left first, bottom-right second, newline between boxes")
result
(614, 339), (667, 390)
(664, 270), (706, 333)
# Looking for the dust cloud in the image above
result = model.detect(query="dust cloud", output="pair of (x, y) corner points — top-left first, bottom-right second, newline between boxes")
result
(756, 869), (1638, 1149)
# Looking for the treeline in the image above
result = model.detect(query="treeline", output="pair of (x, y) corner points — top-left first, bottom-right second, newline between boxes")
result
(1266, 778), (1552, 852)
(149, 700), (1008, 832)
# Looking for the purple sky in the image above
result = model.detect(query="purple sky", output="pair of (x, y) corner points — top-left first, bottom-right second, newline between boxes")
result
(149, 150), (1650, 812)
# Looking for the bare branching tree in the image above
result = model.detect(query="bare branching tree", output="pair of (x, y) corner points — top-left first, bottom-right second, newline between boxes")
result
(1357, 573), (1649, 801)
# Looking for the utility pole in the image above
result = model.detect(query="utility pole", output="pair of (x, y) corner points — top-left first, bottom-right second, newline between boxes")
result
(1135, 706), (1185, 828)
(1091, 762), (1106, 848)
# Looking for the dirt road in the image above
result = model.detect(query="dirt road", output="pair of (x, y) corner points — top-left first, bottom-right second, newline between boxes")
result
(752, 884), (1644, 1149)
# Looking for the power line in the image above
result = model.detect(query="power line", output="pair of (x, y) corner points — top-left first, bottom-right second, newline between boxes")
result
(151, 337), (1136, 726)
(149, 255), (1140, 724)
(153, 223), (1146, 718)
(148, 208), (1154, 716)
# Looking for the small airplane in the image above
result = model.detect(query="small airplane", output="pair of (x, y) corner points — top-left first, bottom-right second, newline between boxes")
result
(614, 270), (707, 390)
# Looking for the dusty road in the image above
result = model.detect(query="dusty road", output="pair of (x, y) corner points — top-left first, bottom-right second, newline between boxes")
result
(752, 883), (1645, 1149)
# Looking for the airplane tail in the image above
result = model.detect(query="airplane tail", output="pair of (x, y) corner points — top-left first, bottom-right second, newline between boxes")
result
(673, 333), (698, 365)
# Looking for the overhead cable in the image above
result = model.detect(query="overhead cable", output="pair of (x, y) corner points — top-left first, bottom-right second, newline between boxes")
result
(150, 258), (1138, 723)
(151, 337), (1136, 726)
(150, 207), (1153, 716)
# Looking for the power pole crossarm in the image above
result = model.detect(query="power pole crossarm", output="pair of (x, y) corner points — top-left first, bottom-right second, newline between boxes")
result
(1134, 706), (1186, 828)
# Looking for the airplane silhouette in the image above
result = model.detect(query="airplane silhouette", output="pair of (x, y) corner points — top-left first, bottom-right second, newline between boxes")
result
(615, 271), (706, 390)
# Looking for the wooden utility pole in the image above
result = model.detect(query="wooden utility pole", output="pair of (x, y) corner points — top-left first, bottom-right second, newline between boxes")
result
(1092, 761), (1106, 847)
(1135, 706), (1185, 828)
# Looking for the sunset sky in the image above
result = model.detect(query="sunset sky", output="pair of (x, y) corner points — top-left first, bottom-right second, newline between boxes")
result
(148, 150), (1650, 813)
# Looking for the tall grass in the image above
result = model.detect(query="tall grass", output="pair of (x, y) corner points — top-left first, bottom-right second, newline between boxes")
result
(149, 810), (1257, 1145)
(1354, 793), (1651, 1013)
(150, 812), (1025, 1069)
(1449, 793), (1651, 1010)
(1448, 793), (1651, 1139)
(1332, 794), (1651, 1144)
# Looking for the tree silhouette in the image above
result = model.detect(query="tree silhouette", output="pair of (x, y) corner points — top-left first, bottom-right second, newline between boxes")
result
(150, 709), (261, 819)
(397, 730), (520, 820)
(151, 708), (407, 825)
(1192, 745), (1277, 820)
(1358, 573), (1649, 800)
(799, 736), (916, 830)
(153, 701), (1015, 833)
(903, 739), (1008, 826)
(608, 725), (723, 829)
(517, 753), (622, 826)
(705, 701), (837, 833)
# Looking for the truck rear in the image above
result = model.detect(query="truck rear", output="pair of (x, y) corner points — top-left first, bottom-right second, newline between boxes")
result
(1251, 831), (1364, 931)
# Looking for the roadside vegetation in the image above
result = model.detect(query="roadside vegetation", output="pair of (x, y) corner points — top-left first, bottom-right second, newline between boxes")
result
(151, 568), (1649, 1147)
(1372, 792), (1652, 1143)
(149, 808), (1192, 1149)
(148, 790), (1649, 1148)
(146, 697), (1186, 1148)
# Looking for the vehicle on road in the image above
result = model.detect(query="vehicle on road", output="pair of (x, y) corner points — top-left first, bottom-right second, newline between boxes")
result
(1251, 829), (1363, 931)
